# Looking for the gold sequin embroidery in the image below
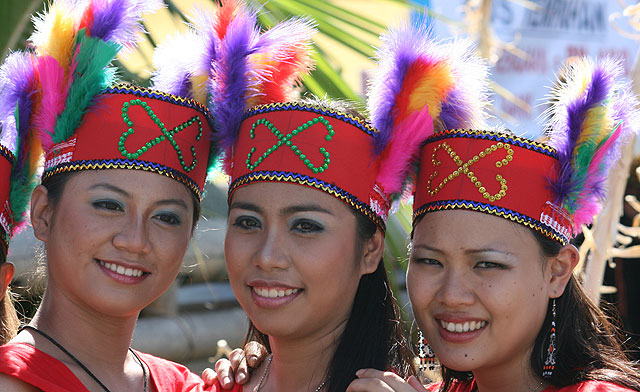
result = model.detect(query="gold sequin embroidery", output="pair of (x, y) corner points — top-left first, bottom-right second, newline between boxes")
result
(426, 142), (514, 201)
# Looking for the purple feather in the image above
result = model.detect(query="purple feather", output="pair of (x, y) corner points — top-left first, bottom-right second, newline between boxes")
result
(367, 20), (488, 155)
(547, 60), (616, 206)
(0, 52), (37, 156)
(86, 0), (163, 49)
(368, 20), (432, 154)
(210, 11), (260, 153)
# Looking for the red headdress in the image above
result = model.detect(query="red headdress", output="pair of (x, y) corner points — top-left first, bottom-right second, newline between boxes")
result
(30, 0), (216, 201)
(413, 58), (638, 245)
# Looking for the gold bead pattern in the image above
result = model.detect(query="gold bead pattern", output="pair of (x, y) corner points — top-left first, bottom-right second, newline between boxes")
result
(426, 142), (514, 201)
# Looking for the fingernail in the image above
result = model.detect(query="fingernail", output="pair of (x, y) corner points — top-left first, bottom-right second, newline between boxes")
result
(237, 372), (246, 382)
(223, 377), (231, 385)
(355, 369), (364, 377)
(248, 355), (258, 366)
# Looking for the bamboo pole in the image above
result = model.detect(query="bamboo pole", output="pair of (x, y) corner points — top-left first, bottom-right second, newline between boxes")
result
(580, 50), (640, 304)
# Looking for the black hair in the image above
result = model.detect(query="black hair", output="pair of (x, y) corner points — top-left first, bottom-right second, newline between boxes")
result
(435, 227), (640, 391)
(244, 209), (416, 392)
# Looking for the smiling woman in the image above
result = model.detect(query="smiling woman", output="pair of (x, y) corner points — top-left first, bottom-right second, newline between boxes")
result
(351, 58), (640, 392)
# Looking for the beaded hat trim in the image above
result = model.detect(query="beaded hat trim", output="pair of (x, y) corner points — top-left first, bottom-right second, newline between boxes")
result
(229, 170), (385, 231)
(42, 158), (203, 200)
(414, 199), (568, 245)
(414, 129), (571, 244)
(244, 102), (377, 137)
(42, 85), (214, 200)
(0, 144), (13, 163)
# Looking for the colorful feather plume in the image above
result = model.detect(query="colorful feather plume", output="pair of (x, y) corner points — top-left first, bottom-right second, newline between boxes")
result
(0, 51), (42, 234)
(152, 0), (315, 172)
(545, 57), (639, 233)
(367, 18), (489, 198)
(30, 0), (162, 151)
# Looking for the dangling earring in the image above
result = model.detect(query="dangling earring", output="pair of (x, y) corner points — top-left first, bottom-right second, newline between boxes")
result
(418, 330), (439, 371)
(542, 298), (557, 379)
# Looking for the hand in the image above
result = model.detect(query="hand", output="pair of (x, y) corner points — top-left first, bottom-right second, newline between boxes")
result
(346, 369), (427, 392)
(201, 342), (269, 389)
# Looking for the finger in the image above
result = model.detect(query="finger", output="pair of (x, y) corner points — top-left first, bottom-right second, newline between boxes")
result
(407, 376), (428, 391)
(214, 358), (234, 389)
(244, 341), (268, 368)
(356, 369), (405, 383)
(346, 378), (394, 392)
(228, 348), (245, 371)
(201, 368), (217, 386)
(353, 369), (417, 391)
(229, 349), (248, 384)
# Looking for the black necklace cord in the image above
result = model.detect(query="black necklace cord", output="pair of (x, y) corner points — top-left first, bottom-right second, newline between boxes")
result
(18, 325), (148, 392)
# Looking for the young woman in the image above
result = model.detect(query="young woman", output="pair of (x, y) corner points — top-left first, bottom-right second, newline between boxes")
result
(0, 0), (221, 390)
(349, 58), (640, 391)
(208, 16), (491, 391)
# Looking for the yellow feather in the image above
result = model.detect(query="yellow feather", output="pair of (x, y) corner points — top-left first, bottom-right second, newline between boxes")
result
(573, 106), (613, 156)
(34, 3), (76, 71)
(407, 62), (454, 120)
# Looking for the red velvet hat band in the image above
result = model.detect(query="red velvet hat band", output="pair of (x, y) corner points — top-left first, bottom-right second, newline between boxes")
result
(0, 145), (14, 255)
(414, 130), (572, 245)
(42, 85), (214, 200)
(228, 102), (385, 230)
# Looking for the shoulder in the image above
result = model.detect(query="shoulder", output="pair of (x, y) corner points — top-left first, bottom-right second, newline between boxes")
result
(548, 380), (637, 392)
(135, 351), (214, 391)
(0, 342), (87, 391)
(0, 373), (41, 392)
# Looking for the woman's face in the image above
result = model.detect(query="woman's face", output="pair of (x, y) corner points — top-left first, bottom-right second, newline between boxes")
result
(31, 169), (194, 317)
(225, 182), (380, 340)
(407, 210), (553, 375)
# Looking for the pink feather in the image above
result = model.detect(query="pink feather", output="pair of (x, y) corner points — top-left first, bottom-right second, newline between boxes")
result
(33, 56), (67, 151)
(375, 106), (434, 195)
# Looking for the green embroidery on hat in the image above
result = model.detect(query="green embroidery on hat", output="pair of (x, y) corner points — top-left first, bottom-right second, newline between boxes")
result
(246, 116), (334, 173)
(118, 99), (203, 172)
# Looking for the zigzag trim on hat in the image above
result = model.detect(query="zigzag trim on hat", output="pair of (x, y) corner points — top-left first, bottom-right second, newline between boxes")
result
(0, 145), (14, 164)
(413, 199), (569, 245)
(229, 169), (386, 231)
(427, 129), (558, 159)
(42, 158), (203, 201)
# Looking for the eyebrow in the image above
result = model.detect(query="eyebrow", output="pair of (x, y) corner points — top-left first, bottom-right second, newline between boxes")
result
(229, 202), (332, 216)
(89, 183), (188, 209)
(89, 183), (130, 198)
(412, 244), (512, 256)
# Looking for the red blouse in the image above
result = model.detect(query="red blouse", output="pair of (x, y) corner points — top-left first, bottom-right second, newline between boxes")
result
(0, 342), (213, 391)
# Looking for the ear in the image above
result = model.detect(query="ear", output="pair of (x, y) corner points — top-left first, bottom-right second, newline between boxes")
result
(547, 244), (579, 298)
(0, 263), (14, 301)
(360, 228), (385, 275)
(30, 185), (53, 243)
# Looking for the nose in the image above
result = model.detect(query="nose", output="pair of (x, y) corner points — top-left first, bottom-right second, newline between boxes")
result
(253, 227), (290, 271)
(435, 267), (476, 307)
(112, 215), (152, 255)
